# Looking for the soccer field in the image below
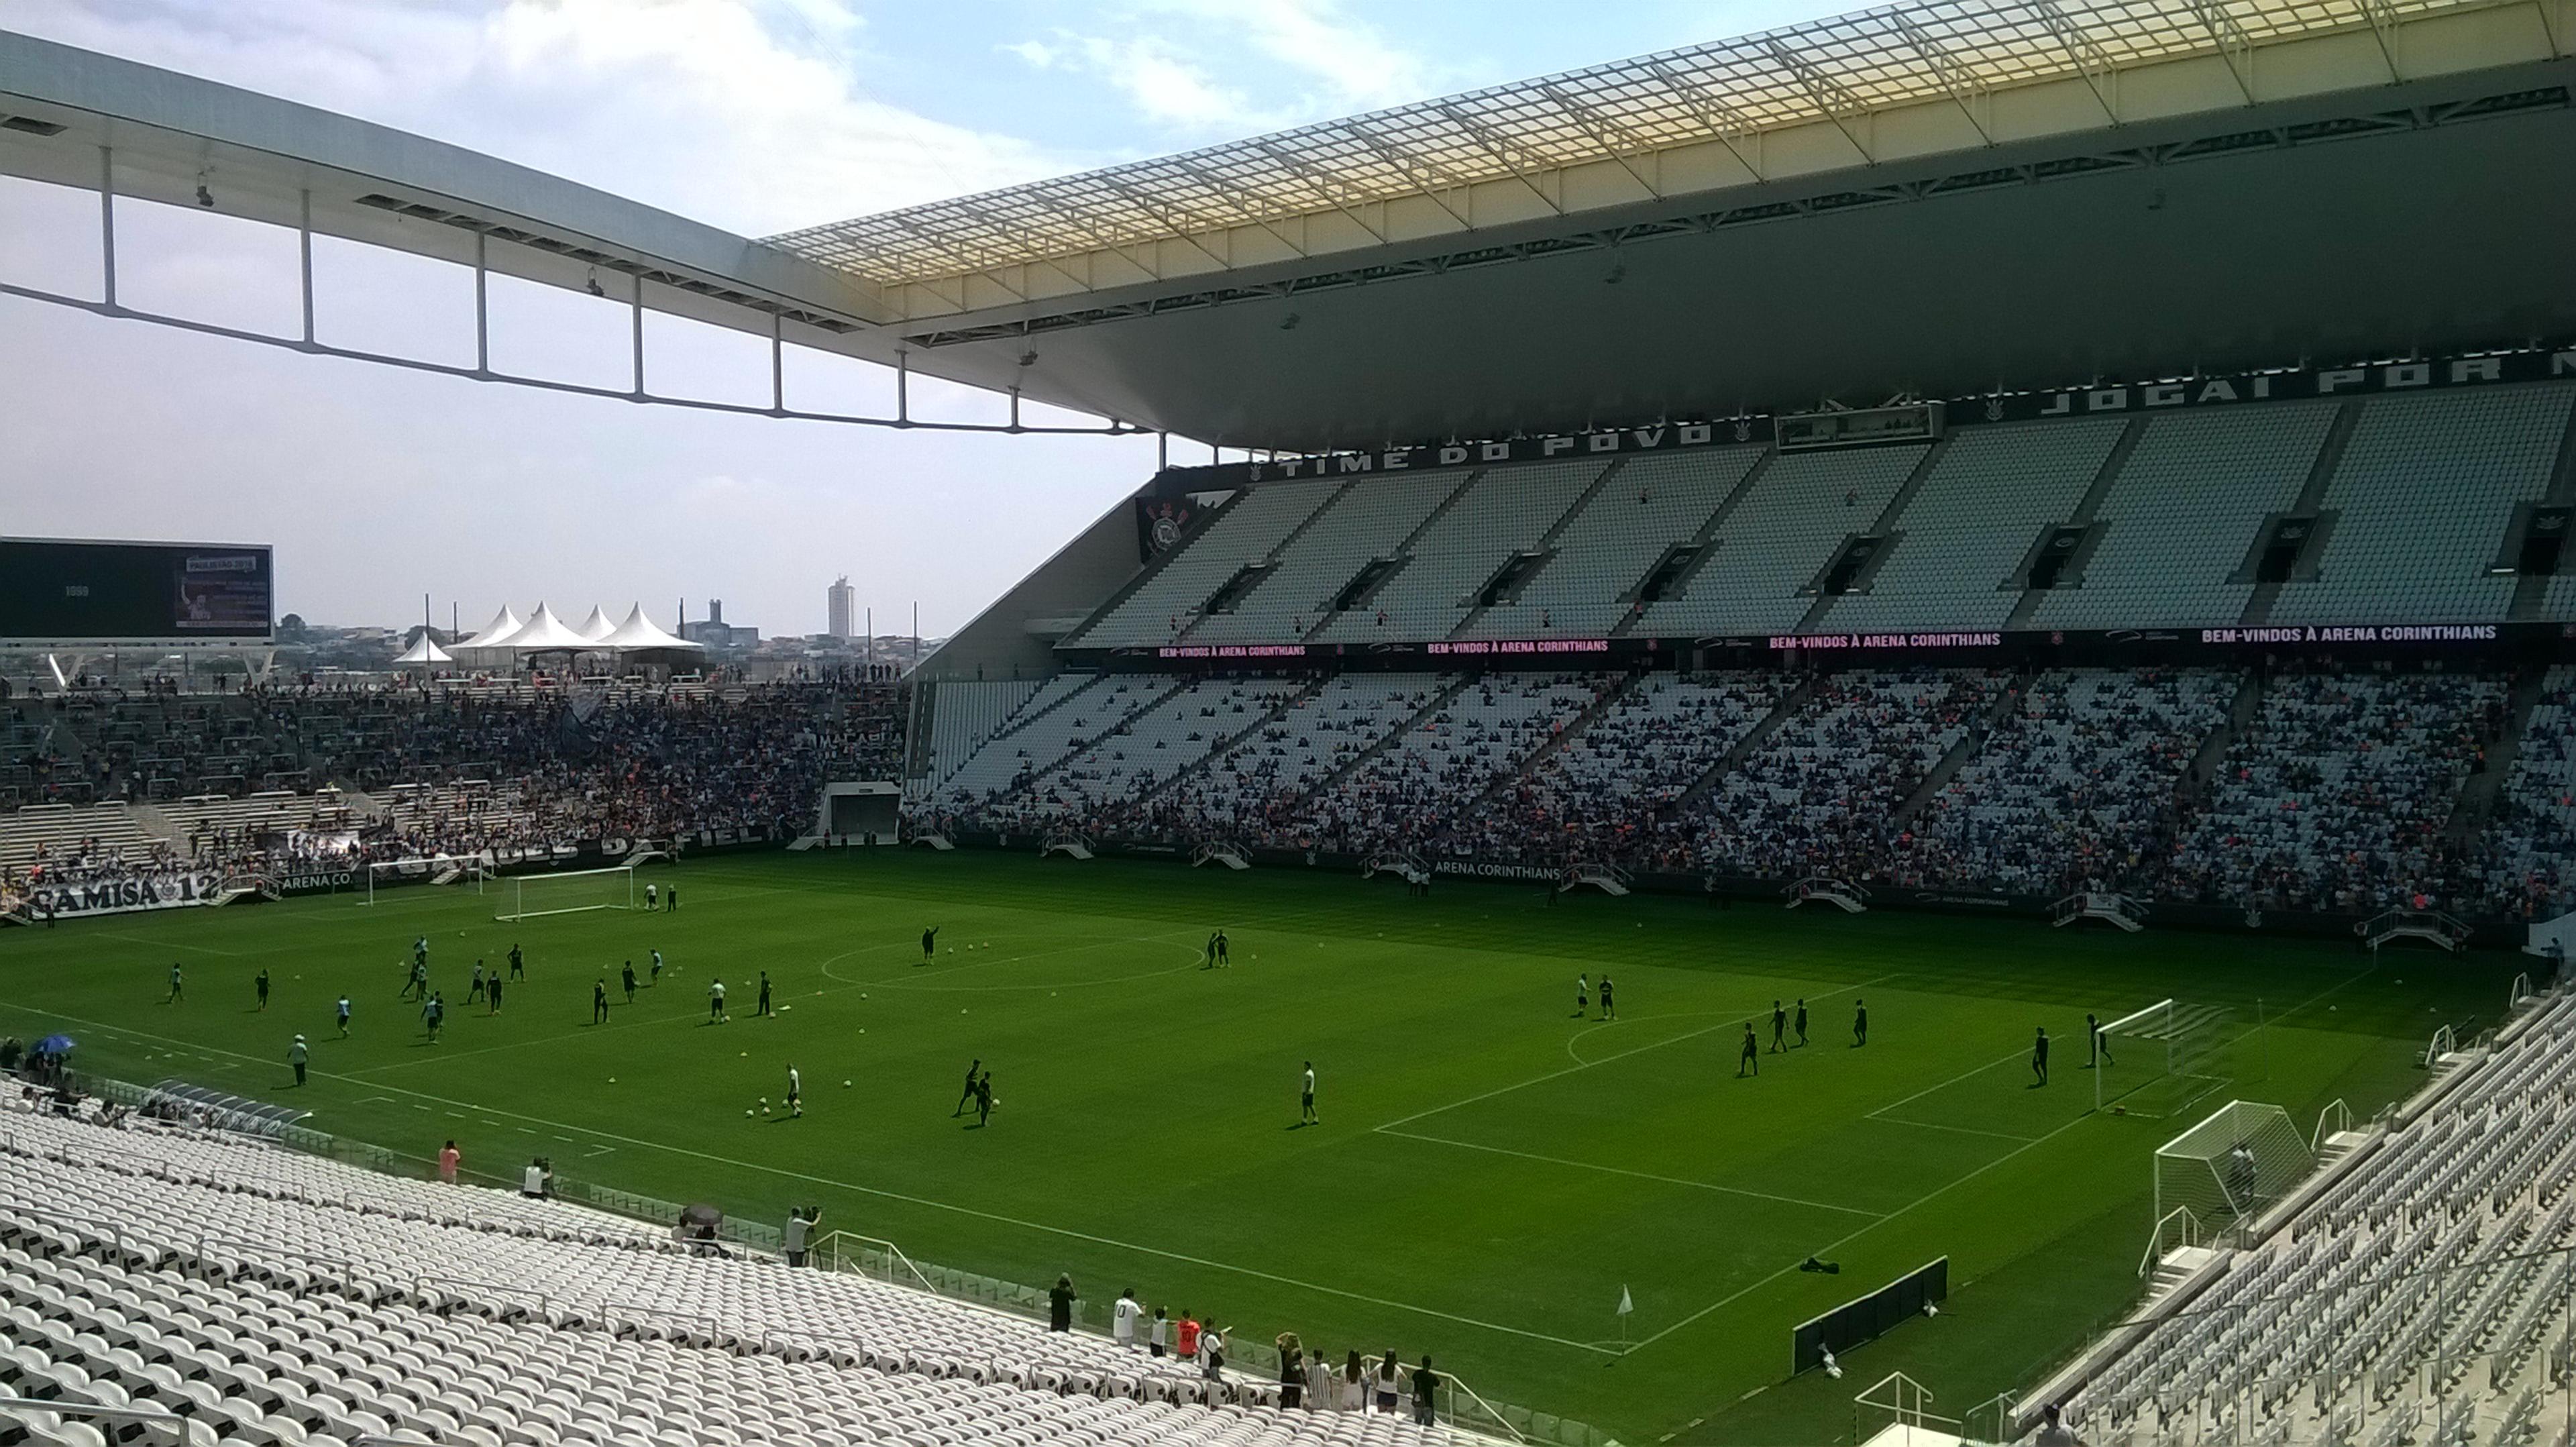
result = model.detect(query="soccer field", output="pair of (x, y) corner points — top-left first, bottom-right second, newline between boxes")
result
(0, 851), (2518, 1444)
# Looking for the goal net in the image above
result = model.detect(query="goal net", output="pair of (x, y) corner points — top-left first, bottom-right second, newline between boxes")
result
(495, 865), (636, 922)
(2094, 998), (2235, 1120)
(2155, 1100), (2314, 1247)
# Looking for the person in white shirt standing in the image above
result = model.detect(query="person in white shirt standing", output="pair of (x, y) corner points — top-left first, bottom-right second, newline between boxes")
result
(1299, 1061), (1319, 1126)
(1112, 1288), (1144, 1351)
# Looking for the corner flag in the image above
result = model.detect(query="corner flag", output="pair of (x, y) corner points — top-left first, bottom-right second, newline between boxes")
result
(1617, 1286), (1632, 1316)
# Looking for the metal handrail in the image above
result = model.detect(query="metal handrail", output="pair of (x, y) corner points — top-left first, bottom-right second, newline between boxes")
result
(2140, 1205), (2202, 1279)
(415, 1276), (550, 1314)
(2312, 1099), (2354, 1153)
(598, 1301), (720, 1337)
(195, 1234), (355, 1279)
(0, 1396), (186, 1445)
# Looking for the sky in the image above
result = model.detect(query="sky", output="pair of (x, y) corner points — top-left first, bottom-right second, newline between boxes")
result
(0, 0), (1856, 637)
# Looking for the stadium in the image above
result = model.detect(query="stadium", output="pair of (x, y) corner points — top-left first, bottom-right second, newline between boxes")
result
(2, 3), (2575, 1444)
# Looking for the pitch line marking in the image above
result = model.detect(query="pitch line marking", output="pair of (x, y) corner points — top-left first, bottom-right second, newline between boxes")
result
(1376, 1127), (1888, 1219)
(3, 1002), (1614, 1357)
(1623, 1108), (2098, 1356)
(1864, 1047), (2027, 1120)
(347, 929), (1203, 1077)
(1864, 1115), (2039, 1143)
(99, 932), (246, 957)
(1377, 973), (1898, 1134)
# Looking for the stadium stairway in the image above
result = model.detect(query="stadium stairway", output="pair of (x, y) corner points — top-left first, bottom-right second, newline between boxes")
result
(979, 674), (1105, 751)
(2171, 671), (2266, 819)
(1447, 458), (1626, 640)
(1609, 447), (1782, 638)
(1666, 676), (1819, 813)
(1291, 469), (1484, 644)
(2445, 669), (2554, 844)
(1059, 493), (1246, 647)
(1890, 674), (2027, 824)
(2001, 417), (2149, 630)
(1285, 676), (1474, 809)
(1463, 672), (1642, 810)
(2510, 405), (2576, 619)
(2235, 400), (2361, 627)
(1791, 435), (1955, 633)
(1158, 478), (1368, 645)
(1124, 677), (1330, 809)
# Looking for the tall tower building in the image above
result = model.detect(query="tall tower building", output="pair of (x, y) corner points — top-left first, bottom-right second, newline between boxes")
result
(826, 576), (855, 639)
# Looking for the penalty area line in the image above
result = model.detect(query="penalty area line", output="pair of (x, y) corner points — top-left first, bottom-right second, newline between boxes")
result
(1377, 972), (1899, 1134)
(1622, 1108), (2098, 1356)
(1375, 1127), (1887, 1219)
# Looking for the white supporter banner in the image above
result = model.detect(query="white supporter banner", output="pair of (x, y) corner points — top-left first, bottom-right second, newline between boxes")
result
(23, 869), (227, 918)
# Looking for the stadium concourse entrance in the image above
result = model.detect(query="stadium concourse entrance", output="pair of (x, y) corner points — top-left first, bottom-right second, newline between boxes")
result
(816, 782), (902, 846)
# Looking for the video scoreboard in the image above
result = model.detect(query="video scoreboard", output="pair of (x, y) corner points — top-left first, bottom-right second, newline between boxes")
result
(0, 537), (274, 644)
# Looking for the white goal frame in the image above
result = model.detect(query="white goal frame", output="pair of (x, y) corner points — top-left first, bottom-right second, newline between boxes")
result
(2094, 998), (2231, 1120)
(358, 857), (488, 906)
(494, 865), (637, 922)
(2154, 1100), (2313, 1248)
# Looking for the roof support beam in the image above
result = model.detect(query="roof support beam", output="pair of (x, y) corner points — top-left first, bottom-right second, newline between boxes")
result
(1433, 103), (1566, 216)
(1168, 157), (1313, 259)
(1536, 82), (1665, 200)
(1764, 39), (1877, 164)
(1024, 189), (1165, 283)
(1097, 174), (1235, 272)
(1888, 15), (1996, 145)
(2354, 0), (2408, 81)
(2029, 0), (2122, 125)
(1344, 122), (1477, 232)
(1640, 56), (1768, 182)
(2186, 0), (2261, 105)
(1250, 140), (1390, 245)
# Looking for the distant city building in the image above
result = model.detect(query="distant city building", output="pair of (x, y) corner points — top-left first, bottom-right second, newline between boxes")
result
(681, 599), (759, 650)
(826, 576), (855, 639)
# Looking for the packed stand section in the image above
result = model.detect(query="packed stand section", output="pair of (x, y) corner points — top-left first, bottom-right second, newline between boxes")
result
(2486, 666), (2576, 918)
(1301, 674), (1608, 857)
(982, 678), (1308, 830)
(2165, 669), (2506, 914)
(1892, 669), (2236, 897)
(0, 679), (904, 909)
(1468, 672), (1794, 872)
(1685, 669), (2004, 881)
(1128, 675), (1453, 847)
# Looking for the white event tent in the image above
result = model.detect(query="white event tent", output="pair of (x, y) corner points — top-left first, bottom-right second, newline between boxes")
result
(443, 602), (704, 669)
(390, 633), (453, 667)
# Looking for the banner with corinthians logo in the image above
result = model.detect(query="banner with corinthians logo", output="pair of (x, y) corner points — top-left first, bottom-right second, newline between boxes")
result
(1134, 496), (1199, 564)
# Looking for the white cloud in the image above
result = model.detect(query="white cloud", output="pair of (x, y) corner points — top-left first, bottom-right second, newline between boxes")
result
(3, 0), (1079, 235)
(0, 1), (1162, 633)
(1005, 0), (1446, 140)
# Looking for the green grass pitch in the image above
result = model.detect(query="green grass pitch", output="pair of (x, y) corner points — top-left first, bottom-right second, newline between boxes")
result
(0, 851), (2517, 1443)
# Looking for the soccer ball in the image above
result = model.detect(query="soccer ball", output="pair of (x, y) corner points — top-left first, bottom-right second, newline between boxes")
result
(842, 1079), (851, 1087)
(759, 1098), (769, 1115)
(743, 1108), (753, 1117)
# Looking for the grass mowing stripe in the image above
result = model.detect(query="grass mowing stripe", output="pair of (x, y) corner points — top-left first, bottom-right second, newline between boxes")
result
(1623, 1109), (2100, 1356)
(0, 998), (1617, 1356)
(0, 851), (2512, 1445)
(1377, 972), (1900, 1132)
(1374, 1126), (1890, 1218)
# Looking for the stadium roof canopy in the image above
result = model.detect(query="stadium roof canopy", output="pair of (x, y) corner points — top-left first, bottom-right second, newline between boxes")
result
(3, 2), (2573, 451)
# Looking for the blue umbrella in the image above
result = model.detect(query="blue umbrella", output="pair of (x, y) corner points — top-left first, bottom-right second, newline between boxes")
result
(32, 1034), (74, 1055)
